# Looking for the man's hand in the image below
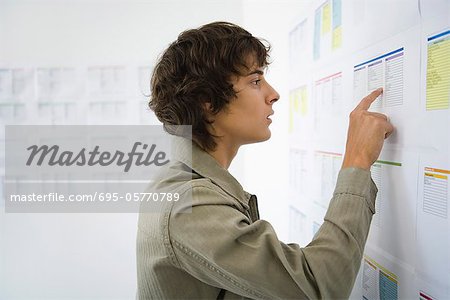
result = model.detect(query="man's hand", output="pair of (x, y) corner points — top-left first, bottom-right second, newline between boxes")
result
(342, 88), (394, 170)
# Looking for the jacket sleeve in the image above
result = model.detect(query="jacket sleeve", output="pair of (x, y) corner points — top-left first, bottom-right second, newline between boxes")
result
(167, 167), (377, 299)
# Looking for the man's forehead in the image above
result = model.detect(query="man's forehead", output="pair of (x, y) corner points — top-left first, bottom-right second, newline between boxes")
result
(243, 54), (267, 74)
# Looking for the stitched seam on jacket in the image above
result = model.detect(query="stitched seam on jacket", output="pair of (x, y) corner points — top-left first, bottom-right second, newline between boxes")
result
(162, 183), (195, 269)
(333, 192), (365, 198)
(334, 191), (375, 214)
(172, 239), (269, 300)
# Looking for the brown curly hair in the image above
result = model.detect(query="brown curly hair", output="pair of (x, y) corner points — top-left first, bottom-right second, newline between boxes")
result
(148, 21), (271, 151)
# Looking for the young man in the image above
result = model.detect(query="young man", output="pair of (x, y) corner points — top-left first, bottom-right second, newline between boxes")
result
(137, 22), (393, 299)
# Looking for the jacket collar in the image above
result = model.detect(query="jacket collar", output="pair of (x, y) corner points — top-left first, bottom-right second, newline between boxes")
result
(171, 136), (252, 207)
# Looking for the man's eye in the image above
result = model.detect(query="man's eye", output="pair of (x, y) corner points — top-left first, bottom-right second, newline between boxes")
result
(252, 79), (261, 85)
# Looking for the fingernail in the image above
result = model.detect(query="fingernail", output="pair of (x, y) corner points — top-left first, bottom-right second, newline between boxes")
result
(377, 88), (383, 92)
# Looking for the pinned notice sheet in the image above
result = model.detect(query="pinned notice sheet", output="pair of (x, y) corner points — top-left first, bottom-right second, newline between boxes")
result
(353, 48), (405, 110)
(426, 29), (450, 110)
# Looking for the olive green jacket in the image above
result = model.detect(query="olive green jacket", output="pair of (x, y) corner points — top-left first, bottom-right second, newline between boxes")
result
(137, 137), (377, 299)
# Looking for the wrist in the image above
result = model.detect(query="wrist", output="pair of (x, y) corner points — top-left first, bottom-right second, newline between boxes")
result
(342, 157), (371, 170)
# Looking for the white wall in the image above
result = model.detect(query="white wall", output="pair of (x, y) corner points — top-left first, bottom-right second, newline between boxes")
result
(0, 0), (244, 65)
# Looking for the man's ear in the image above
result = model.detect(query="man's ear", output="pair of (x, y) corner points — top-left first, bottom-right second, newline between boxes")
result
(204, 102), (212, 112)
(203, 102), (214, 122)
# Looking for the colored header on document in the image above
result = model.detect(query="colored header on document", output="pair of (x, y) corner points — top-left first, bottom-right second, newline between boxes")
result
(354, 48), (404, 69)
(315, 150), (342, 157)
(315, 72), (342, 85)
(419, 291), (435, 300)
(427, 29), (450, 42)
(375, 160), (402, 167)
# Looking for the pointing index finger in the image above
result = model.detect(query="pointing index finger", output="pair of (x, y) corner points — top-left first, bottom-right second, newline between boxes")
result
(357, 88), (383, 111)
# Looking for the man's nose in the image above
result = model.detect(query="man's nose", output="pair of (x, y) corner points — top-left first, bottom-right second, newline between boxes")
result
(267, 83), (280, 104)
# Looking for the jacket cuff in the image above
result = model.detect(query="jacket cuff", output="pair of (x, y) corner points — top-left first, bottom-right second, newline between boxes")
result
(333, 167), (378, 214)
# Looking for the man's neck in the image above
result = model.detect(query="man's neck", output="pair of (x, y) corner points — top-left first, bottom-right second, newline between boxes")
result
(207, 141), (239, 170)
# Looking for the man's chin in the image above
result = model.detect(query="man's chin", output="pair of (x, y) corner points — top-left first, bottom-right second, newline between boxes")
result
(247, 133), (272, 145)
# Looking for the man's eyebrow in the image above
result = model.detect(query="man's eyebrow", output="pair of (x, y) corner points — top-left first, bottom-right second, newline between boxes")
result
(246, 69), (264, 76)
